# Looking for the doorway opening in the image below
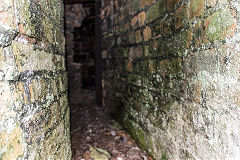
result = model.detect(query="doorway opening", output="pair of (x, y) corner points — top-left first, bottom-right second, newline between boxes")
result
(64, 0), (149, 159)
(64, 0), (99, 105)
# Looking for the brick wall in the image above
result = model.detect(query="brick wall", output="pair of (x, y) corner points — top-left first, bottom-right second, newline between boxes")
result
(65, 3), (96, 105)
(65, 3), (89, 91)
(101, 0), (240, 159)
(0, 0), (71, 159)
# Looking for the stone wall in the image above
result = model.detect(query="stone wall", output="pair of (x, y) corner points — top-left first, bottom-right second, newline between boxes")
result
(100, 0), (240, 159)
(65, 3), (89, 93)
(0, 0), (71, 159)
(65, 3), (96, 105)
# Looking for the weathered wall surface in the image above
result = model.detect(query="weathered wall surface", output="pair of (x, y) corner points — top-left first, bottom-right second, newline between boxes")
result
(101, 0), (240, 159)
(0, 0), (71, 159)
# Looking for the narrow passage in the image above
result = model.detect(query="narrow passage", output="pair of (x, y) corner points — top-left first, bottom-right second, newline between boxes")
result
(70, 89), (151, 160)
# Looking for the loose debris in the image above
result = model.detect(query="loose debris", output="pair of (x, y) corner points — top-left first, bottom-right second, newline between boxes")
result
(70, 89), (150, 160)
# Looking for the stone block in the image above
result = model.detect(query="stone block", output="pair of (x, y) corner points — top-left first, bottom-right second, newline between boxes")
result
(143, 26), (152, 41)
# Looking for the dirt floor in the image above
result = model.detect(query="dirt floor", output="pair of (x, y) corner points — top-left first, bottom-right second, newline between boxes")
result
(70, 89), (151, 160)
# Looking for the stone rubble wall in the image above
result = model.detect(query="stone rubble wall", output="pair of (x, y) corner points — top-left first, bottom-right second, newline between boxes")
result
(65, 3), (86, 91)
(100, 0), (240, 159)
(65, 3), (90, 102)
(65, 3), (90, 60)
(0, 0), (71, 159)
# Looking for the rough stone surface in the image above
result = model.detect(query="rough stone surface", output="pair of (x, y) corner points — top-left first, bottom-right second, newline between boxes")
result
(0, 0), (71, 159)
(101, 0), (240, 159)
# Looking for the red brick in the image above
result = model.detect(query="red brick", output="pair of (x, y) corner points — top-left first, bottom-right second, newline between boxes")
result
(135, 30), (142, 43)
(143, 27), (152, 41)
(130, 16), (138, 28)
(138, 12), (146, 26)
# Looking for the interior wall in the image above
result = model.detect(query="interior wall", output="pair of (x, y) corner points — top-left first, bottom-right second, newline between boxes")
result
(0, 0), (71, 159)
(65, 3), (96, 106)
(65, 3), (89, 95)
(100, 0), (240, 159)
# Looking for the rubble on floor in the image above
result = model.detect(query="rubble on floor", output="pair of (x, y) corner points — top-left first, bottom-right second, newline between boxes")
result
(70, 89), (151, 160)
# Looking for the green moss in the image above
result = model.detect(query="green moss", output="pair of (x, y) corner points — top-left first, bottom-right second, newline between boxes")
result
(204, 8), (235, 41)
(151, 19), (163, 37)
(127, 73), (141, 86)
(147, 40), (163, 57)
(113, 47), (128, 58)
(164, 30), (189, 57)
(190, 0), (205, 17)
(169, 58), (182, 75)
(106, 33), (113, 37)
(148, 60), (157, 73)
(120, 115), (156, 159)
(132, 61), (142, 73)
(131, 0), (140, 12)
(147, 0), (166, 23)
(161, 153), (168, 160)
(18, 0), (63, 45)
